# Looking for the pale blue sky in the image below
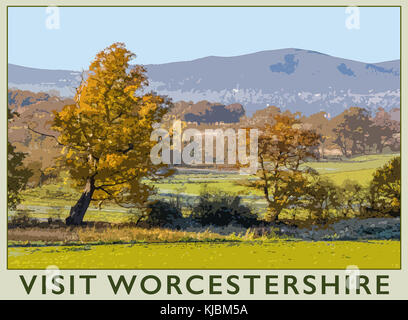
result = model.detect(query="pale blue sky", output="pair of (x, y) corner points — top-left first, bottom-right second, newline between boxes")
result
(8, 6), (400, 70)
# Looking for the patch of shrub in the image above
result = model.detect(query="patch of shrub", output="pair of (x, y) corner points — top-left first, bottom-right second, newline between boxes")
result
(144, 200), (183, 227)
(337, 180), (368, 218)
(9, 212), (32, 228)
(191, 191), (258, 227)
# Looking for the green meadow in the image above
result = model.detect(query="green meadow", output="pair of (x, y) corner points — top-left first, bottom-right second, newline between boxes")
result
(8, 153), (400, 269)
(11, 153), (399, 223)
(8, 240), (400, 269)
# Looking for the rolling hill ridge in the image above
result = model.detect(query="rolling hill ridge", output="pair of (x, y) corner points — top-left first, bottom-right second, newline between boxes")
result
(8, 48), (400, 116)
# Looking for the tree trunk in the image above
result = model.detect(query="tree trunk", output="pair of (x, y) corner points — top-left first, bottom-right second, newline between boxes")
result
(66, 177), (95, 225)
(377, 143), (384, 154)
(266, 205), (280, 223)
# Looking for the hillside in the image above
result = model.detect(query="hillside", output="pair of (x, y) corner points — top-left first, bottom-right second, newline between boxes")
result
(8, 48), (400, 116)
(170, 100), (245, 124)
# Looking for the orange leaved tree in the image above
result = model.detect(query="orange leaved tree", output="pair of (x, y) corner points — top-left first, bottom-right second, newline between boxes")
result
(52, 43), (172, 225)
(251, 113), (320, 222)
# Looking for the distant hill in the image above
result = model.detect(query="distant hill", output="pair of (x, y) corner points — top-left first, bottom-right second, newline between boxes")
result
(171, 101), (245, 124)
(8, 90), (52, 113)
(8, 48), (400, 116)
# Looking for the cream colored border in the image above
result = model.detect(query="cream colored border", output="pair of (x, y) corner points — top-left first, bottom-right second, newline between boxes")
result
(0, 0), (405, 300)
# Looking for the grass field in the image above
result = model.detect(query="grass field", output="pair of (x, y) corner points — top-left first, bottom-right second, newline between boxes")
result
(8, 153), (400, 270)
(11, 153), (399, 223)
(8, 240), (400, 269)
(302, 154), (398, 186)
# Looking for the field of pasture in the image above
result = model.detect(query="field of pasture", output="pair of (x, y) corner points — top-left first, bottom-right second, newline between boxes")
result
(10, 153), (399, 223)
(8, 153), (401, 269)
(8, 240), (400, 269)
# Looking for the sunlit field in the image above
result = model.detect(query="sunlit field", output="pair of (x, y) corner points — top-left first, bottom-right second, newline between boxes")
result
(9, 153), (399, 223)
(8, 240), (400, 269)
(8, 153), (400, 270)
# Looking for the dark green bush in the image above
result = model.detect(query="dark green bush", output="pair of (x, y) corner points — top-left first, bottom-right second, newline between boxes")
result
(145, 200), (183, 227)
(191, 191), (258, 227)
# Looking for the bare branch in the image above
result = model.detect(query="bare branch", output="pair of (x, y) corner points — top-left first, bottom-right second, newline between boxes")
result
(27, 125), (63, 146)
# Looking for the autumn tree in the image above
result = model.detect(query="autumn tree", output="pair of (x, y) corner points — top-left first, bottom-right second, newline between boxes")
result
(303, 111), (331, 159)
(240, 105), (281, 128)
(250, 113), (320, 222)
(25, 161), (57, 187)
(332, 107), (372, 157)
(368, 108), (400, 153)
(7, 108), (32, 209)
(52, 43), (172, 225)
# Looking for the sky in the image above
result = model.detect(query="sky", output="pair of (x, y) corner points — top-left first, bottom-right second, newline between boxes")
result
(8, 6), (400, 70)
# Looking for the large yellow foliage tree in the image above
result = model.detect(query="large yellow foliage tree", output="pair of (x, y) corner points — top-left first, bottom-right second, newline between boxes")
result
(52, 43), (172, 225)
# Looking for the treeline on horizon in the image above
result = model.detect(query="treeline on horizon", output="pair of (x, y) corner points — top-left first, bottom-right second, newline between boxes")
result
(7, 88), (401, 189)
(190, 104), (400, 160)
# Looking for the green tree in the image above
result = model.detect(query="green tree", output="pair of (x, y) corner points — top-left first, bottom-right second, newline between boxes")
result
(303, 172), (341, 224)
(339, 180), (367, 217)
(7, 109), (32, 209)
(369, 156), (400, 216)
(52, 43), (172, 225)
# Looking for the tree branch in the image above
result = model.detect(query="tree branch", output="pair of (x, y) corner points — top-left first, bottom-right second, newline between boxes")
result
(117, 143), (134, 154)
(27, 125), (63, 146)
(97, 186), (135, 209)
